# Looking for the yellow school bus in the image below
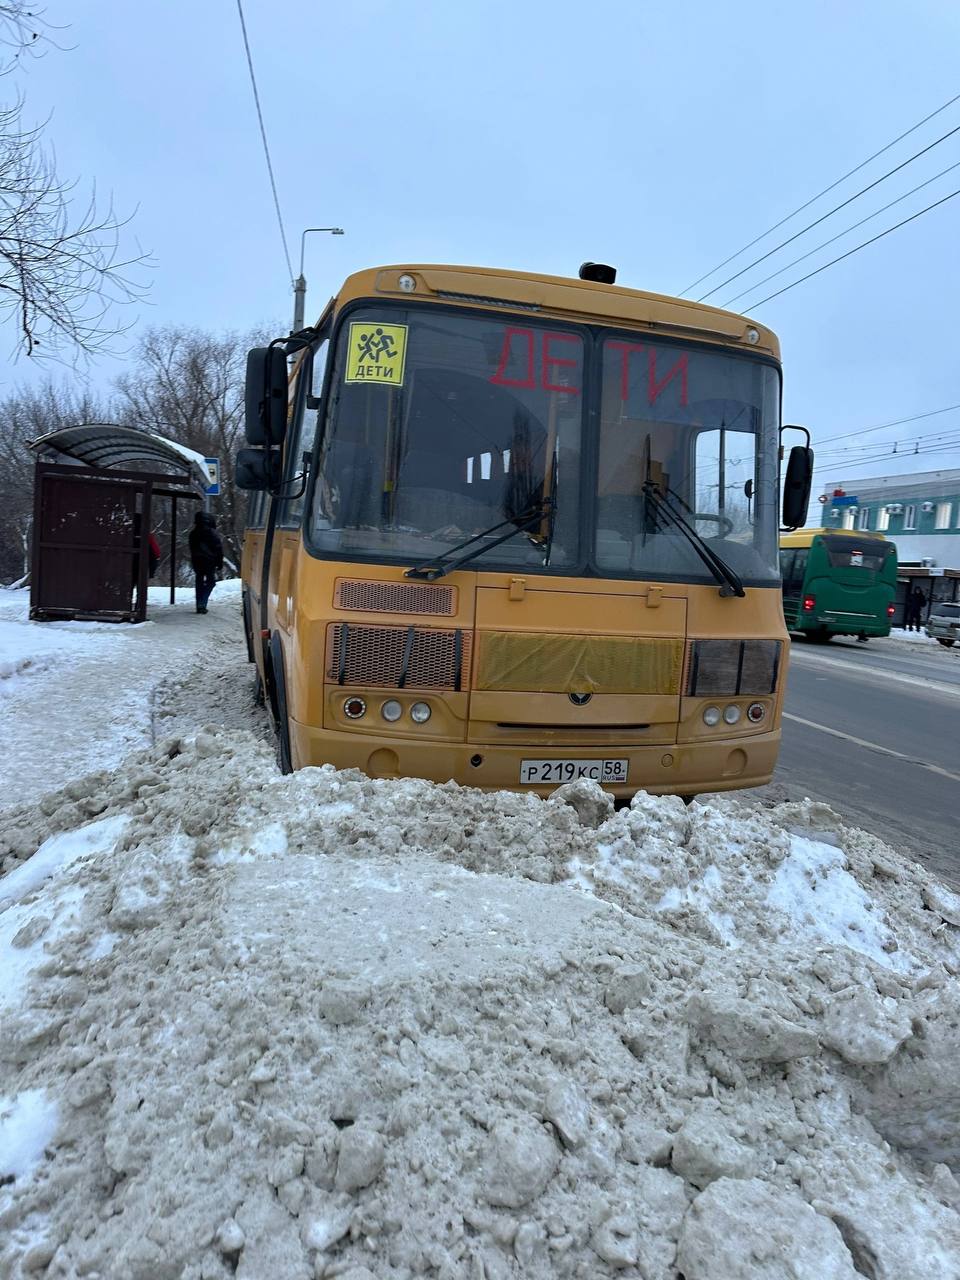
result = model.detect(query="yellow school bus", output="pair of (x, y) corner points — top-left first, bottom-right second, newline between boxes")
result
(238, 262), (812, 798)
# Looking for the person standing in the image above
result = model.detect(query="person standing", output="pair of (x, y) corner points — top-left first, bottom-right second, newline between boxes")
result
(906, 585), (925, 631)
(188, 511), (224, 614)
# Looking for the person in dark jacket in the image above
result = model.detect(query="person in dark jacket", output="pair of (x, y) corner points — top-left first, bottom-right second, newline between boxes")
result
(906, 585), (926, 632)
(188, 511), (224, 614)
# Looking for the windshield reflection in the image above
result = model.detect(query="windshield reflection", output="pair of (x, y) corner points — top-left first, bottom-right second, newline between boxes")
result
(309, 306), (780, 584)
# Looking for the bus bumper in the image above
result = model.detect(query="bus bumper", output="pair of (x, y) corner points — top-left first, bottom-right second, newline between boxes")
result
(288, 718), (782, 798)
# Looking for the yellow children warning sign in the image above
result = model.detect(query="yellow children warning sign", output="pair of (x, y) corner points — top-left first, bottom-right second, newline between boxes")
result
(344, 322), (408, 385)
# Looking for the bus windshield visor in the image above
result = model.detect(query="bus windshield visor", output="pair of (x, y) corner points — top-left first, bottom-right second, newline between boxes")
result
(596, 336), (780, 583)
(310, 308), (584, 570)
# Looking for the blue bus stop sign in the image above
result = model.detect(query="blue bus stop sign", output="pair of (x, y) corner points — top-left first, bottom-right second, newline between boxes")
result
(204, 457), (221, 496)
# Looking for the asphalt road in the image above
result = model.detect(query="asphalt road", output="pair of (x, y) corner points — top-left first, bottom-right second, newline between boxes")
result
(742, 635), (960, 886)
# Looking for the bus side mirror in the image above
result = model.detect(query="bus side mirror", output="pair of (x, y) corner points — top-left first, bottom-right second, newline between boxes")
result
(782, 444), (814, 530)
(236, 447), (282, 491)
(244, 346), (288, 447)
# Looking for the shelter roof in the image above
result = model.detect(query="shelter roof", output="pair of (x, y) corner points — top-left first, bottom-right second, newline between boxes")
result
(28, 424), (212, 493)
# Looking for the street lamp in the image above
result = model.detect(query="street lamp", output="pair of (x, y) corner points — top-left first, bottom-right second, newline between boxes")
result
(293, 226), (345, 331)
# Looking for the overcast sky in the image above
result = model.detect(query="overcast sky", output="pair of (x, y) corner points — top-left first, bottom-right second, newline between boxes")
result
(7, 0), (960, 493)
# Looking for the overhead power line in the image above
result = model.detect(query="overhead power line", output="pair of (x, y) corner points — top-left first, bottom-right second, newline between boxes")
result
(681, 90), (960, 295)
(235, 0), (294, 283)
(738, 184), (960, 310)
(814, 402), (960, 447)
(720, 158), (960, 308)
(819, 440), (960, 471)
(699, 122), (960, 302)
(815, 428), (960, 459)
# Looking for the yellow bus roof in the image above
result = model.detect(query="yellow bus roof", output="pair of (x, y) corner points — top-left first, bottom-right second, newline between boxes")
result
(329, 264), (781, 359)
(780, 527), (890, 549)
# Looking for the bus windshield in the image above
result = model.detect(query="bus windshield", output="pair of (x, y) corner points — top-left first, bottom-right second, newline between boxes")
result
(819, 535), (894, 571)
(309, 305), (780, 584)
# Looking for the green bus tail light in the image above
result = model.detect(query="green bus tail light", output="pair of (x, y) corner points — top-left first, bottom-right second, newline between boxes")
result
(802, 595), (816, 612)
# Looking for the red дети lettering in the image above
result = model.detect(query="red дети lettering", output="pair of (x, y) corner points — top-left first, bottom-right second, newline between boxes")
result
(490, 328), (580, 394)
(541, 333), (579, 393)
(648, 350), (688, 406)
(607, 342), (689, 407)
(490, 328), (536, 389)
(608, 341), (645, 402)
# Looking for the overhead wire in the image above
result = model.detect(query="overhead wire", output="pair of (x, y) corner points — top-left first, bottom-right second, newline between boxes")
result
(819, 437), (960, 466)
(814, 402), (960, 447)
(720, 158), (960, 308)
(235, 0), (294, 283)
(698, 122), (960, 302)
(681, 90), (960, 296)
(814, 430), (960, 459)
(736, 185), (960, 311)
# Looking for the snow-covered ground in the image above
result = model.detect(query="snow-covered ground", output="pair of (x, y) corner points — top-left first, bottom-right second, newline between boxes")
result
(2, 592), (960, 1278)
(0, 582), (247, 805)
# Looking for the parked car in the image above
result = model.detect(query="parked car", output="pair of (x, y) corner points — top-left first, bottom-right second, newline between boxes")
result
(925, 601), (960, 647)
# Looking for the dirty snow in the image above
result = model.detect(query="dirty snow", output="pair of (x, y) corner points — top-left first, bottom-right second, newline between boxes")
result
(1, 729), (960, 1278)
(2, 594), (960, 1277)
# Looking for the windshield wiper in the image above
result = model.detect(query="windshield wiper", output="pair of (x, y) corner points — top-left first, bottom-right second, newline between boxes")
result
(404, 498), (555, 581)
(643, 483), (745, 598)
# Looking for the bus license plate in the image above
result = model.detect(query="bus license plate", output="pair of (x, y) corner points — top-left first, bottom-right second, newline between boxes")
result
(519, 758), (629, 785)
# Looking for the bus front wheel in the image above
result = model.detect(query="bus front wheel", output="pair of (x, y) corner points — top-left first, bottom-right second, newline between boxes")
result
(268, 633), (293, 775)
(938, 638), (956, 647)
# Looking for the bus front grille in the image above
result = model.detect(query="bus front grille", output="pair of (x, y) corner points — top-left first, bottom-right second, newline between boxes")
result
(333, 578), (456, 616)
(325, 623), (471, 690)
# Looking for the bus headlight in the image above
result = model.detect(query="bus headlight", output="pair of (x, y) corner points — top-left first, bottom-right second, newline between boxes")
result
(381, 700), (403, 722)
(343, 697), (366, 720)
(747, 702), (766, 724)
(703, 706), (722, 726)
(723, 704), (742, 725)
(410, 702), (432, 724)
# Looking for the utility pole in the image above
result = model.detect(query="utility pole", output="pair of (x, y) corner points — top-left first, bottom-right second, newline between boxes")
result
(293, 226), (344, 331)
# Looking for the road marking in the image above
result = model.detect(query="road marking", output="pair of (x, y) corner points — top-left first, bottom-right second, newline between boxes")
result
(788, 648), (960, 700)
(783, 711), (960, 784)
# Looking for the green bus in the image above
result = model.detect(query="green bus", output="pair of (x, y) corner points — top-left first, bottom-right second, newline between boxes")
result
(780, 528), (897, 641)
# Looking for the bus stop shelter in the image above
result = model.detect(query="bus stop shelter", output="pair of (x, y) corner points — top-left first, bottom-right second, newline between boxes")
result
(27, 424), (212, 623)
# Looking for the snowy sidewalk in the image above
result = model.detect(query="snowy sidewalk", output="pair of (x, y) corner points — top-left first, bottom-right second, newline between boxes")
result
(0, 581), (244, 806)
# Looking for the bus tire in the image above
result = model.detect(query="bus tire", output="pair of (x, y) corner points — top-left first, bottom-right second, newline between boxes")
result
(938, 638), (955, 647)
(253, 668), (265, 707)
(680, 793), (697, 806)
(269, 632), (293, 775)
(811, 629), (833, 644)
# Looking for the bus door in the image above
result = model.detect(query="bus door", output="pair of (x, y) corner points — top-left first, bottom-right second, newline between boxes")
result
(780, 547), (807, 625)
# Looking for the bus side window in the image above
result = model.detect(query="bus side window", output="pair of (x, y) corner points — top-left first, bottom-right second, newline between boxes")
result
(277, 338), (329, 530)
(694, 427), (756, 539)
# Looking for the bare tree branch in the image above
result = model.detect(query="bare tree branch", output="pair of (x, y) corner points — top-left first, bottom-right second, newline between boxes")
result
(115, 326), (270, 565)
(0, 3), (151, 360)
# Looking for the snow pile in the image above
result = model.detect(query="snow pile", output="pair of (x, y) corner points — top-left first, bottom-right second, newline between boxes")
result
(2, 730), (960, 1278)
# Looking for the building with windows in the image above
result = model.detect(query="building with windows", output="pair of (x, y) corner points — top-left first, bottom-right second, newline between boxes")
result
(817, 469), (960, 623)
(819, 468), (960, 565)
